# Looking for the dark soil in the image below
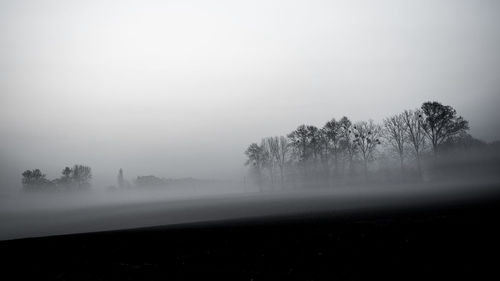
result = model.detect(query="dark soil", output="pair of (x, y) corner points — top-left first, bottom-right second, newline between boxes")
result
(2, 189), (500, 280)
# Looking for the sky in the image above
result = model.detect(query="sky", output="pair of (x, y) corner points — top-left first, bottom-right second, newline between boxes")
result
(1, 0), (500, 189)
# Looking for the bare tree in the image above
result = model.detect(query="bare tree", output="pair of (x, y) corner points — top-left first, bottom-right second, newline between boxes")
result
(242, 101), (479, 185)
(277, 136), (290, 185)
(339, 116), (357, 175)
(244, 142), (267, 191)
(306, 125), (322, 163)
(72, 164), (92, 189)
(287, 125), (310, 163)
(383, 113), (407, 171)
(352, 120), (382, 177)
(321, 118), (343, 177)
(262, 138), (276, 185)
(265, 136), (289, 186)
(402, 109), (426, 177)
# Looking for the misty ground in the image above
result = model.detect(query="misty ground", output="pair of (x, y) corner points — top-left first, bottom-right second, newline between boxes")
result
(1, 181), (500, 280)
(1, 180), (498, 240)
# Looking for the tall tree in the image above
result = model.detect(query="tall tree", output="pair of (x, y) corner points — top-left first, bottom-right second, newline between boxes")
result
(321, 118), (343, 176)
(244, 142), (267, 191)
(339, 117), (357, 175)
(288, 125), (323, 180)
(306, 125), (322, 162)
(21, 170), (33, 188)
(383, 113), (407, 171)
(402, 109), (426, 177)
(287, 125), (311, 163)
(352, 120), (382, 177)
(421, 101), (469, 156)
(265, 136), (289, 186)
(118, 168), (125, 188)
(277, 136), (290, 185)
(62, 167), (72, 179)
(22, 169), (48, 189)
(261, 138), (275, 185)
(60, 166), (72, 186)
(71, 164), (92, 189)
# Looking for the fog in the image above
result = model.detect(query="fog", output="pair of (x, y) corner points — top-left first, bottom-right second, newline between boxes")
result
(2, 150), (500, 240)
(1, 0), (500, 189)
(1, 0), (500, 240)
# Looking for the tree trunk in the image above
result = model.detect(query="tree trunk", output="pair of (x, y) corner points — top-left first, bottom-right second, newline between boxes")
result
(279, 166), (284, 188)
(416, 153), (422, 179)
(400, 156), (404, 173)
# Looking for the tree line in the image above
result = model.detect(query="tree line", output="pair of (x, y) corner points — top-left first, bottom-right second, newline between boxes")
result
(244, 101), (475, 189)
(22, 164), (92, 191)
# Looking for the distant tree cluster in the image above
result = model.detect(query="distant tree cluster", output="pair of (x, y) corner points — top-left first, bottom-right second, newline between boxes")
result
(22, 164), (92, 191)
(245, 101), (475, 189)
(135, 175), (166, 187)
(134, 175), (207, 188)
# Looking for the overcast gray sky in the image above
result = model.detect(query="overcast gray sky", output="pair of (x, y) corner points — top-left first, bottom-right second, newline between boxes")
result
(1, 0), (500, 188)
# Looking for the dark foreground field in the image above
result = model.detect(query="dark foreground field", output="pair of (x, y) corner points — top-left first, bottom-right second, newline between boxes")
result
(2, 184), (500, 280)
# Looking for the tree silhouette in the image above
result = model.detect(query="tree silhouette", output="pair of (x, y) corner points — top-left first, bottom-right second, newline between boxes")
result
(22, 169), (48, 189)
(383, 113), (407, 172)
(260, 139), (275, 185)
(287, 125), (311, 163)
(264, 136), (289, 186)
(402, 109), (426, 177)
(243, 100), (484, 186)
(306, 125), (322, 165)
(421, 101), (469, 156)
(135, 175), (165, 187)
(245, 142), (267, 191)
(277, 136), (290, 185)
(339, 117), (358, 175)
(352, 120), (382, 177)
(288, 125), (322, 178)
(118, 168), (125, 188)
(71, 164), (92, 189)
(321, 118), (343, 177)
(60, 166), (72, 186)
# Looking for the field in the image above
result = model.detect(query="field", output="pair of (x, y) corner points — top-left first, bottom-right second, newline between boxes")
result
(1, 181), (500, 280)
